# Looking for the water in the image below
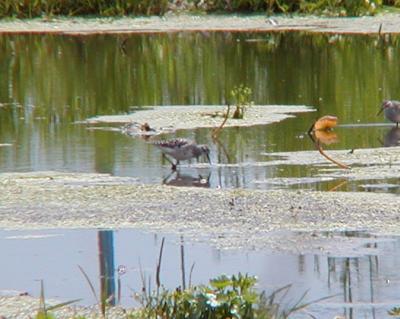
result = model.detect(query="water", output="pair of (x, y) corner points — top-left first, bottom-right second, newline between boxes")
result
(1, 31), (400, 316)
(0, 32), (400, 191)
(1, 229), (400, 318)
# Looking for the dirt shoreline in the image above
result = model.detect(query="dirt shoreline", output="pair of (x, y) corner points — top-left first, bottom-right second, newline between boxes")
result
(0, 13), (400, 35)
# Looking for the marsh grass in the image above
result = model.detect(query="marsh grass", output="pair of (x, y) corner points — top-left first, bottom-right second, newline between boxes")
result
(34, 280), (81, 319)
(0, 0), (387, 18)
(0, 0), (169, 18)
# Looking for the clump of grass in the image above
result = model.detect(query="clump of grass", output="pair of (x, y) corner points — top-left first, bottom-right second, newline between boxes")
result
(193, 0), (380, 16)
(34, 280), (81, 319)
(131, 272), (332, 319)
(132, 273), (257, 318)
(0, 0), (169, 18)
(230, 84), (253, 119)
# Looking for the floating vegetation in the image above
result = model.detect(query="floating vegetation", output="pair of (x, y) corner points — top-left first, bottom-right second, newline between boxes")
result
(86, 105), (314, 136)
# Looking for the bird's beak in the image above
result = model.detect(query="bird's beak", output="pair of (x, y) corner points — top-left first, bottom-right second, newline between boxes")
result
(377, 106), (384, 116)
(205, 153), (211, 165)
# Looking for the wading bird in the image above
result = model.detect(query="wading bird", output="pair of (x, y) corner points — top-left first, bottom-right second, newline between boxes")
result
(378, 100), (400, 127)
(152, 138), (211, 170)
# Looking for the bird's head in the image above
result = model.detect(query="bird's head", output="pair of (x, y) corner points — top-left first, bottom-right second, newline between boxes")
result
(378, 100), (392, 115)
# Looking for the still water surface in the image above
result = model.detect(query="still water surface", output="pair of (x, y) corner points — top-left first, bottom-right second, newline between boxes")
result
(2, 229), (400, 318)
(1, 32), (400, 191)
(1, 31), (400, 316)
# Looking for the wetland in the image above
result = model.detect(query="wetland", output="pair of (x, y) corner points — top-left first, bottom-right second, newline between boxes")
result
(2, 18), (400, 318)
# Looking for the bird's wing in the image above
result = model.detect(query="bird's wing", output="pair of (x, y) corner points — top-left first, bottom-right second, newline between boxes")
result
(153, 138), (192, 149)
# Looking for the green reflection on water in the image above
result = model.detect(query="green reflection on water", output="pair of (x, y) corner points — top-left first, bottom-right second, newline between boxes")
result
(0, 32), (399, 187)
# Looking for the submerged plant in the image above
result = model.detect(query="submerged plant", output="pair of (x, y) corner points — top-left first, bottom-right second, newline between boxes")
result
(230, 84), (253, 119)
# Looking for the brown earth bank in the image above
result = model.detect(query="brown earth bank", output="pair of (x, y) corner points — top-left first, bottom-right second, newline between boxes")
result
(0, 13), (400, 35)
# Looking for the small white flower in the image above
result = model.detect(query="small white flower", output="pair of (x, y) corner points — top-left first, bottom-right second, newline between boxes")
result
(205, 293), (220, 308)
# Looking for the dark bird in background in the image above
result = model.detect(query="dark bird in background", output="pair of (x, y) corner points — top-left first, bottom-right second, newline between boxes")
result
(378, 100), (400, 127)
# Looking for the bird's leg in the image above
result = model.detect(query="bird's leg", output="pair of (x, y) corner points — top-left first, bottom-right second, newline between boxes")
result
(162, 154), (177, 170)
(162, 170), (177, 184)
(397, 122), (399, 128)
(172, 160), (180, 171)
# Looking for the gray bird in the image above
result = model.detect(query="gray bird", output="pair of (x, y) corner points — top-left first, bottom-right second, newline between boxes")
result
(152, 138), (211, 170)
(378, 100), (400, 127)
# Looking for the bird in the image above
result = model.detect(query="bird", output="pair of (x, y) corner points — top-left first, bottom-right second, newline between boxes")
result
(151, 138), (211, 170)
(378, 100), (400, 127)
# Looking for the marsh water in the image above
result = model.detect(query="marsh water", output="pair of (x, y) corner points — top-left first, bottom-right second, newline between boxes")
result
(1, 31), (400, 317)
(1, 32), (400, 191)
(3, 228), (400, 319)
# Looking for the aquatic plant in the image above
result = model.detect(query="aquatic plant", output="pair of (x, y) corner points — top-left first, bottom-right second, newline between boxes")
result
(133, 273), (260, 318)
(230, 84), (253, 119)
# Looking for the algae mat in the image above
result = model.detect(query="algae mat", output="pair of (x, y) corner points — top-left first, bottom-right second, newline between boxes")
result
(1, 171), (399, 251)
(84, 104), (314, 135)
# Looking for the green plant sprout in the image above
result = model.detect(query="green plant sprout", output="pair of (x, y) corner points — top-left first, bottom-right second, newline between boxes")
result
(230, 84), (254, 119)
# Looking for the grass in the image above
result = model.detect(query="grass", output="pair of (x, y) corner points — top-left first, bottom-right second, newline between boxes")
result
(0, 0), (395, 18)
(0, 0), (169, 18)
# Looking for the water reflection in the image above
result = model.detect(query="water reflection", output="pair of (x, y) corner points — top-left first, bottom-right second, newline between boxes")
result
(98, 230), (116, 308)
(381, 127), (400, 147)
(163, 170), (210, 188)
(1, 32), (400, 190)
(2, 229), (400, 318)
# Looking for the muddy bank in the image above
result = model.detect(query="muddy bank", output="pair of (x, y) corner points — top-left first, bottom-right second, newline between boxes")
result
(1, 171), (399, 251)
(0, 294), (129, 319)
(0, 13), (399, 35)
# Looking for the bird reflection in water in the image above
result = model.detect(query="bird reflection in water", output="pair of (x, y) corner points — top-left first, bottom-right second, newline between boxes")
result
(381, 127), (400, 147)
(163, 170), (211, 188)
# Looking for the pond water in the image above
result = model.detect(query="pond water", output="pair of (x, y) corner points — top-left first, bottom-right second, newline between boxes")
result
(1, 31), (400, 317)
(2, 228), (400, 318)
(1, 32), (400, 191)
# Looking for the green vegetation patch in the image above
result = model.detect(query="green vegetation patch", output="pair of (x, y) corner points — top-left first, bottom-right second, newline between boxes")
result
(0, 0), (169, 18)
(0, 0), (392, 18)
